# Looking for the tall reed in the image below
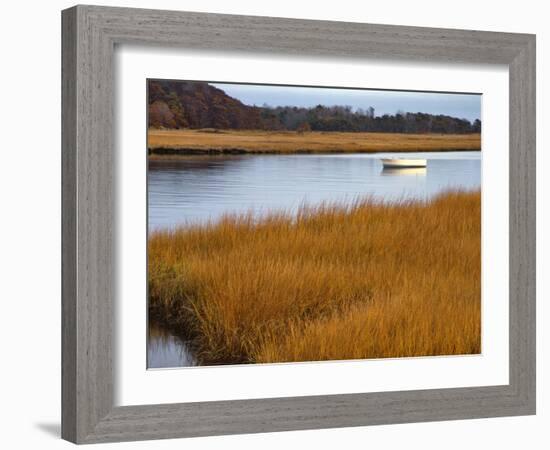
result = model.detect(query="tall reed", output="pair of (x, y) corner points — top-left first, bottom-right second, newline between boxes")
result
(148, 190), (481, 365)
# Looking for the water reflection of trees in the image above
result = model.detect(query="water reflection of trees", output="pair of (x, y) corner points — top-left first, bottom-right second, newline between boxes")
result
(148, 156), (246, 175)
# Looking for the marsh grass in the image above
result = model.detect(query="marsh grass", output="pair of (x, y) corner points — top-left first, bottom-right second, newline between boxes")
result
(148, 190), (481, 365)
(148, 129), (481, 155)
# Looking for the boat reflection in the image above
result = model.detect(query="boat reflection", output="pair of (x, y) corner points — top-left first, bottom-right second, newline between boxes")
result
(381, 166), (427, 177)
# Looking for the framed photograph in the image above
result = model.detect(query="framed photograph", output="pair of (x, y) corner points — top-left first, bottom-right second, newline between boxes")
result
(62, 5), (536, 444)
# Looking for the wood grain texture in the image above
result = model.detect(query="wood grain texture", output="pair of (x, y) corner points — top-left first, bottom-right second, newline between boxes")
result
(61, 4), (536, 444)
(508, 36), (536, 408)
(61, 7), (77, 443)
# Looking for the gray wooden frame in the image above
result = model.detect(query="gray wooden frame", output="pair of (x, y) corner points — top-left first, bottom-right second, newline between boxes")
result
(62, 4), (536, 444)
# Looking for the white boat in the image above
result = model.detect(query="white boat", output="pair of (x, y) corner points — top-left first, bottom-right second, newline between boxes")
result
(381, 158), (427, 168)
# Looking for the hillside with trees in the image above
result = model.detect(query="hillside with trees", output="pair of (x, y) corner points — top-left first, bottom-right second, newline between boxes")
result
(148, 80), (481, 134)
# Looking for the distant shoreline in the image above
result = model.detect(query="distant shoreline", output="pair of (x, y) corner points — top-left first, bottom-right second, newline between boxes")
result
(148, 147), (481, 157)
(147, 129), (481, 156)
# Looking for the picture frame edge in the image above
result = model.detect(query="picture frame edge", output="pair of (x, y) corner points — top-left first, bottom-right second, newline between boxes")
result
(61, 4), (536, 444)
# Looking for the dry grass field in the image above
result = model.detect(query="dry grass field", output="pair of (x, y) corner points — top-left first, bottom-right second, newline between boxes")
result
(148, 129), (481, 155)
(148, 190), (481, 365)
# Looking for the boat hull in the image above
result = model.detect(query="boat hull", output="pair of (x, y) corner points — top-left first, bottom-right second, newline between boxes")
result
(381, 158), (427, 168)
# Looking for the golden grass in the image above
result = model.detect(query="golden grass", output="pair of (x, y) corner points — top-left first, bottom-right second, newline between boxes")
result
(148, 190), (481, 365)
(148, 129), (481, 155)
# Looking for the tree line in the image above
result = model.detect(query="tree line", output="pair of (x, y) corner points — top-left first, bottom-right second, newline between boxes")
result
(148, 80), (481, 134)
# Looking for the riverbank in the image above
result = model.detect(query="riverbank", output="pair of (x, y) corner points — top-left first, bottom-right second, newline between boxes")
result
(148, 190), (481, 365)
(147, 129), (481, 155)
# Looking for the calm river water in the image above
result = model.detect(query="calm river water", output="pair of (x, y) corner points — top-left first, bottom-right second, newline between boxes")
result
(147, 151), (481, 368)
(148, 151), (481, 229)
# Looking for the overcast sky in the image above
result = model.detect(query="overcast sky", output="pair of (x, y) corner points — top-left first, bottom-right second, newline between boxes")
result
(212, 83), (481, 122)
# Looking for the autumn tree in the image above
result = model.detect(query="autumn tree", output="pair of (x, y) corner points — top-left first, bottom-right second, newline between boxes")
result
(147, 80), (481, 134)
